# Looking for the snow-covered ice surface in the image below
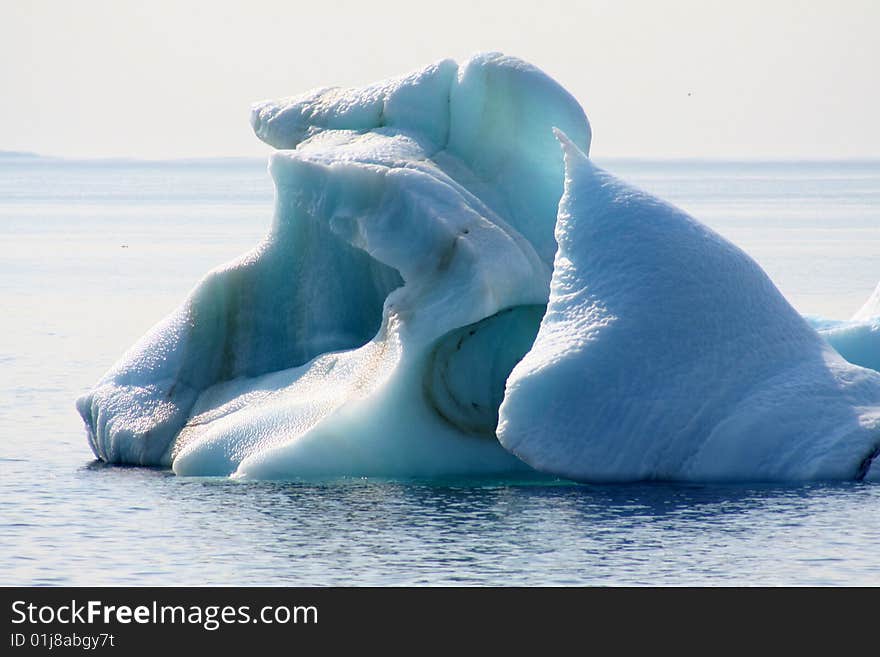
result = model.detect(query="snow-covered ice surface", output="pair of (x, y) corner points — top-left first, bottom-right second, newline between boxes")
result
(77, 54), (880, 482)
(498, 134), (880, 482)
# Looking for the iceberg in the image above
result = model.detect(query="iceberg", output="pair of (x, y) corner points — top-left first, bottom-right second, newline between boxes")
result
(807, 286), (880, 375)
(78, 53), (880, 482)
(77, 53), (588, 479)
(497, 133), (880, 482)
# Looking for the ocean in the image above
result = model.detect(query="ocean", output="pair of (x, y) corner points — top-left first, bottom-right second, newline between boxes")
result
(2, 154), (879, 585)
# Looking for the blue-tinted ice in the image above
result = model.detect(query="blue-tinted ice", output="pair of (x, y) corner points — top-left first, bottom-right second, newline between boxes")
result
(77, 54), (880, 482)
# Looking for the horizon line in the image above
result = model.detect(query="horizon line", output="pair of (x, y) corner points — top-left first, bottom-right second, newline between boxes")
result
(4, 150), (880, 165)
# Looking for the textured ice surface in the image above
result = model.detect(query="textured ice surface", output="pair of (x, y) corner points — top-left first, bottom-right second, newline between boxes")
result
(497, 134), (880, 482)
(78, 53), (880, 482)
(77, 53), (588, 479)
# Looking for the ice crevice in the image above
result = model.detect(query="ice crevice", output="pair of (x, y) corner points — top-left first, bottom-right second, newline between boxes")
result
(78, 53), (880, 482)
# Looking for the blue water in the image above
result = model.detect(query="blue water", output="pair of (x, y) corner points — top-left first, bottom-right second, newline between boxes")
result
(2, 154), (880, 585)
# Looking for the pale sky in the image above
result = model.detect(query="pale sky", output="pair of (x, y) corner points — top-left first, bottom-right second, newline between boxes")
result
(2, 0), (879, 159)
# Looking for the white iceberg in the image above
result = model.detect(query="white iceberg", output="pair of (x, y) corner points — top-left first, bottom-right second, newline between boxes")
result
(78, 53), (880, 482)
(497, 133), (880, 482)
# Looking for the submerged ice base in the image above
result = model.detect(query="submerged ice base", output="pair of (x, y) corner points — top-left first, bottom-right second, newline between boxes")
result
(78, 53), (880, 482)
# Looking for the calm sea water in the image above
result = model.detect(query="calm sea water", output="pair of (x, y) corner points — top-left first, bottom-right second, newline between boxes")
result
(2, 154), (879, 586)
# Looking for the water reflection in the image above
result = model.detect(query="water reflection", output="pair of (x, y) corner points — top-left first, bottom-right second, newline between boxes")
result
(22, 463), (869, 586)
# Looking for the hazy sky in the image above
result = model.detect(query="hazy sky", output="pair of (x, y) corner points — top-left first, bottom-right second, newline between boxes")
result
(2, 0), (879, 159)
